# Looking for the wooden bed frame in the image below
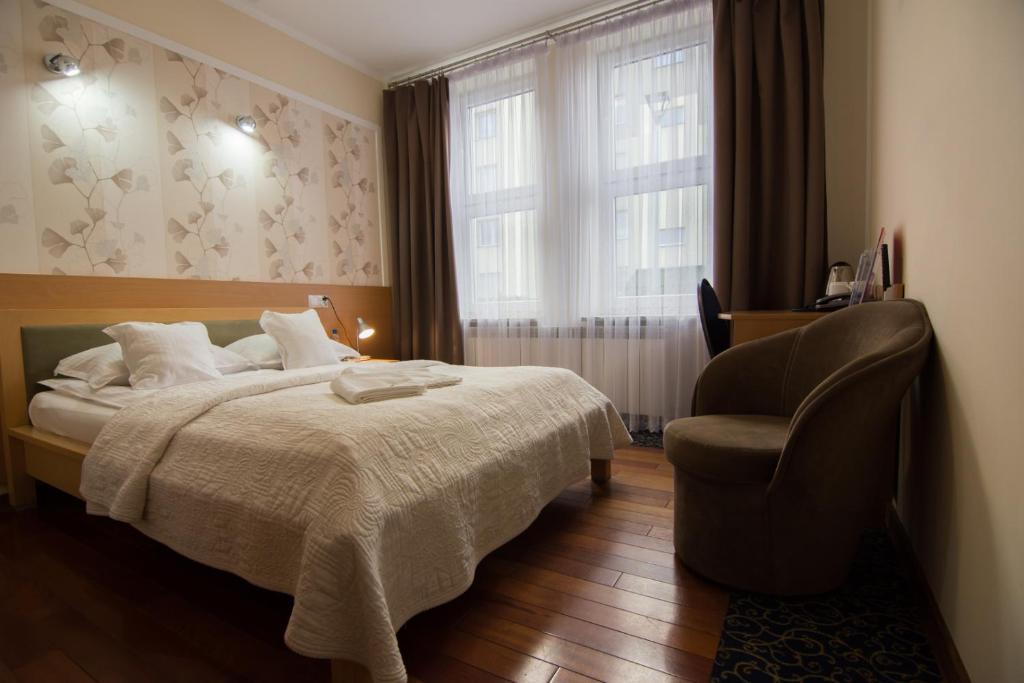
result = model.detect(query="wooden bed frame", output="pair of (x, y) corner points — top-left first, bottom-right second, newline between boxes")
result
(0, 306), (612, 682)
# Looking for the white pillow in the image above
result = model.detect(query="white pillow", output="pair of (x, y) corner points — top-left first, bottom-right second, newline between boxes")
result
(258, 310), (340, 370)
(104, 321), (222, 389)
(226, 334), (357, 369)
(38, 377), (156, 409)
(55, 342), (130, 389)
(55, 341), (257, 389)
(211, 345), (258, 374)
(225, 333), (283, 369)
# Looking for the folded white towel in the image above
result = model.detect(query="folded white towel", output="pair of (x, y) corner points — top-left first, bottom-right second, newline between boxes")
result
(330, 369), (425, 404)
(343, 365), (463, 390)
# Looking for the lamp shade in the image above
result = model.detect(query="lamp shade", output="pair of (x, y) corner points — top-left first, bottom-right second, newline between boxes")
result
(356, 317), (375, 340)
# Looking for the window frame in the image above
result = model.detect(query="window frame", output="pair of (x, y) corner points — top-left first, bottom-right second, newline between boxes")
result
(458, 82), (542, 315)
(450, 19), (713, 323)
(600, 36), (712, 313)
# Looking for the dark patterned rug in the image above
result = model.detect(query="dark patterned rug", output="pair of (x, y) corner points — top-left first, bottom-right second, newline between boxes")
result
(629, 430), (664, 448)
(711, 532), (942, 682)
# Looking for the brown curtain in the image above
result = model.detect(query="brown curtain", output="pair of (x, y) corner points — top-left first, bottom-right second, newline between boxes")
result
(712, 0), (827, 310)
(382, 78), (463, 363)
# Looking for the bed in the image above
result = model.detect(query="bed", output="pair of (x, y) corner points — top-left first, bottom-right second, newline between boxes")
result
(0, 307), (628, 683)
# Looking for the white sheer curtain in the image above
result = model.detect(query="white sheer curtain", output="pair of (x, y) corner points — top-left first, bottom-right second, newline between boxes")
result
(449, 0), (712, 431)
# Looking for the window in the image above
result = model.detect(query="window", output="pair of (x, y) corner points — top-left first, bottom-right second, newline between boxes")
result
(612, 186), (705, 297)
(453, 78), (539, 313)
(658, 227), (685, 246)
(476, 217), (500, 247)
(474, 108), (497, 139)
(657, 105), (685, 128)
(468, 91), (535, 193)
(449, 0), (712, 432)
(475, 272), (500, 301)
(654, 48), (686, 68)
(450, 3), (711, 320)
(647, 91), (687, 128)
(468, 210), (537, 303)
(613, 96), (629, 128)
(609, 41), (711, 306)
(615, 207), (631, 240)
(474, 164), (497, 193)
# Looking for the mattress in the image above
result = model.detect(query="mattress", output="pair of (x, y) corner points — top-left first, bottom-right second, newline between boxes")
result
(28, 390), (118, 443)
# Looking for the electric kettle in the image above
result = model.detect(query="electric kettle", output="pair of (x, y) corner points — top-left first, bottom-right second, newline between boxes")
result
(825, 262), (855, 296)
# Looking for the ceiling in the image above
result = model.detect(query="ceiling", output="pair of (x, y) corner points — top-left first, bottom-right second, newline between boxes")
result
(221, 0), (618, 81)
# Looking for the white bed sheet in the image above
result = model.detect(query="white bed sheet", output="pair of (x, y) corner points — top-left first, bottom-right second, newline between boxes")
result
(29, 369), (280, 444)
(28, 390), (118, 443)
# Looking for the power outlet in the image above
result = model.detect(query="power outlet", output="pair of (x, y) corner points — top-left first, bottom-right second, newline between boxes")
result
(307, 294), (328, 308)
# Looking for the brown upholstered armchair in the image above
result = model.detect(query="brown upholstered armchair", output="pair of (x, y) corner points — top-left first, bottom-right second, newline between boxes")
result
(666, 300), (932, 594)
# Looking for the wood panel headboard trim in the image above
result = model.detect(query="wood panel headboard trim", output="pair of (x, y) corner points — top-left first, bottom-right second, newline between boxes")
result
(0, 274), (394, 357)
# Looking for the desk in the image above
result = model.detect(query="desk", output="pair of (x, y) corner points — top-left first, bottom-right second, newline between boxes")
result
(719, 310), (828, 346)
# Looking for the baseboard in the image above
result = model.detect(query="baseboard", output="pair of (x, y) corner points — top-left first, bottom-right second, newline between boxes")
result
(885, 505), (972, 683)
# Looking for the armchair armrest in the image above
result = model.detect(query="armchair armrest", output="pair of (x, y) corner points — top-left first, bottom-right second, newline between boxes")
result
(771, 327), (930, 496)
(767, 350), (903, 510)
(693, 327), (801, 417)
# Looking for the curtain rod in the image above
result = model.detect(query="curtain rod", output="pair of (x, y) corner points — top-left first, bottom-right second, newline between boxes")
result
(387, 0), (675, 88)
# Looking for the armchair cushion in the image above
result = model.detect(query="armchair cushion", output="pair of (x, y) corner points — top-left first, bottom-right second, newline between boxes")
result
(665, 415), (789, 483)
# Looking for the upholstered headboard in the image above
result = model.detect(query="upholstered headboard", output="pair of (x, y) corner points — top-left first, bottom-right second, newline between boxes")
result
(20, 319), (263, 402)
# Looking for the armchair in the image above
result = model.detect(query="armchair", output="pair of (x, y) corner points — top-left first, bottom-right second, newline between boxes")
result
(666, 300), (932, 594)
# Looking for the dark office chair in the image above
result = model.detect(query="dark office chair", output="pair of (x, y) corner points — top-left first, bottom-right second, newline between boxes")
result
(697, 279), (730, 358)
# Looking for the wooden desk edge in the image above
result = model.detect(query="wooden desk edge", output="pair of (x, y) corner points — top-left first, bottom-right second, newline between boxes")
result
(719, 310), (829, 321)
(719, 310), (829, 346)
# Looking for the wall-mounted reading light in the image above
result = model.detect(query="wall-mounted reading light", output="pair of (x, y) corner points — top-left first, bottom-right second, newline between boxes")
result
(235, 114), (257, 134)
(43, 53), (80, 77)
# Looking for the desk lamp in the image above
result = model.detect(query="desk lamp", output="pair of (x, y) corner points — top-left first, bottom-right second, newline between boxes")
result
(355, 317), (375, 360)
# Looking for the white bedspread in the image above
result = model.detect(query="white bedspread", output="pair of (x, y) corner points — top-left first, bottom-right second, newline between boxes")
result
(80, 364), (630, 683)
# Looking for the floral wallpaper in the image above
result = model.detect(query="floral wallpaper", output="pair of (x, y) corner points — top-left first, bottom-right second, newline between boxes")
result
(0, 0), (383, 284)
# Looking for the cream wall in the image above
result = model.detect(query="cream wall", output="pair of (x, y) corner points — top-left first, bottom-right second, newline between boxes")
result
(823, 0), (869, 267)
(69, 0), (383, 125)
(868, 1), (1024, 680)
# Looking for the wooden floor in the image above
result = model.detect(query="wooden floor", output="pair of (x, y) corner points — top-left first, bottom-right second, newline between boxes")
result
(0, 446), (728, 682)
